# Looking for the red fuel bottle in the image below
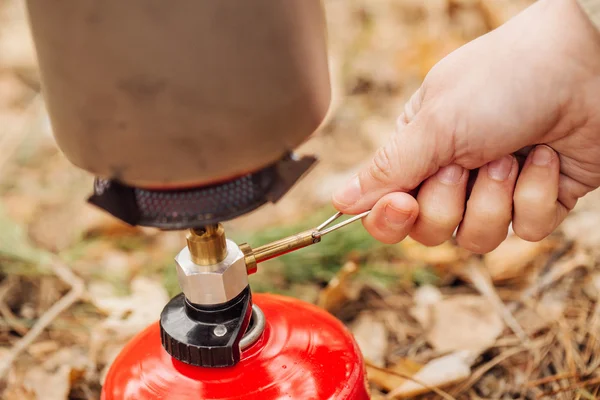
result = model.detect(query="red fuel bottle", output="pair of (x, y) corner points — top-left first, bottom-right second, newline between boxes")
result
(101, 293), (370, 400)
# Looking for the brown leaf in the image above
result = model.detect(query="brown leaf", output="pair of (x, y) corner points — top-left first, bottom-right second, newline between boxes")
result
(21, 348), (88, 400)
(317, 261), (360, 312)
(409, 285), (443, 328)
(401, 238), (471, 266)
(515, 296), (565, 336)
(412, 294), (504, 353)
(88, 277), (169, 382)
(350, 312), (389, 367)
(387, 351), (476, 398)
(367, 358), (423, 391)
(26, 340), (59, 359)
(482, 235), (554, 282)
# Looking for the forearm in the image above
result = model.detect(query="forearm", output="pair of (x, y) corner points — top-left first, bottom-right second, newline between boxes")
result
(578, 0), (600, 29)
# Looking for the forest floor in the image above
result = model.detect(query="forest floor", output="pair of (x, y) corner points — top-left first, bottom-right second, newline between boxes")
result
(3, 0), (600, 399)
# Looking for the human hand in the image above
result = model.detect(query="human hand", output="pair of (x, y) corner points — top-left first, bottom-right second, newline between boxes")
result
(332, 0), (600, 253)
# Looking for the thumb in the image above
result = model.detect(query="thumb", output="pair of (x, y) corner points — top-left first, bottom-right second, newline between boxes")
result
(332, 88), (454, 213)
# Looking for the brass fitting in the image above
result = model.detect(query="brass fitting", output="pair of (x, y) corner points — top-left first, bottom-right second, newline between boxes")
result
(186, 224), (227, 266)
(239, 230), (321, 274)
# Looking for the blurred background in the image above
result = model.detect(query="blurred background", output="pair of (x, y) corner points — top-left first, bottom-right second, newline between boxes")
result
(2, 0), (600, 399)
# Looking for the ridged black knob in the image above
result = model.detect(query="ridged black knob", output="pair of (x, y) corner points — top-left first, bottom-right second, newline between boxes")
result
(159, 286), (252, 368)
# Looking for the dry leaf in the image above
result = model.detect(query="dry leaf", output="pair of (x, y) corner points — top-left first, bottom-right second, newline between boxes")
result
(401, 238), (471, 266)
(412, 295), (504, 353)
(409, 285), (443, 328)
(24, 365), (74, 400)
(317, 261), (360, 312)
(89, 277), (168, 337)
(22, 348), (88, 400)
(367, 359), (423, 391)
(482, 235), (553, 282)
(88, 277), (169, 381)
(350, 312), (388, 367)
(516, 291), (566, 335)
(387, 350), (477, 398)
(27, 340), (59, 358)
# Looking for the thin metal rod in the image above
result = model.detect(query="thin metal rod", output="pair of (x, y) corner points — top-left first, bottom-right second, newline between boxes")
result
(318, 210), (371, 237)
(316, 211), (342, 231)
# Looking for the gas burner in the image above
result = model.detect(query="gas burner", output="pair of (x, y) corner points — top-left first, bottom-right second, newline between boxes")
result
(87, 154), (316, 230)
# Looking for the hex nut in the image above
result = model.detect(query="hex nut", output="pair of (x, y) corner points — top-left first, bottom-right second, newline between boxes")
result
(175, 239), (249, 305)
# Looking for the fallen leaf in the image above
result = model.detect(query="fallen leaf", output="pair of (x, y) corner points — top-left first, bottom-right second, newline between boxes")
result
(350, 312), (388, 367)
(24, 365), (73, 400)
(317, 261), (360, 312)
(482, 235), (554, 282)
(367, 358), (423, 391)
(27, 340), (59, 358)
(409, 285), (443, 328)
(22, 348), (88, 400)
(88, 277), (169, 382)
(516, 292), (566, 336)
(401, 238), (470, 266)
(412, 295), (504, 353)
(387, 350), (477, 398)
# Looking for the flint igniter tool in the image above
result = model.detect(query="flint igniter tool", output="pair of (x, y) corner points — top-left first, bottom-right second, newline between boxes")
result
(240, 210), (371, 274)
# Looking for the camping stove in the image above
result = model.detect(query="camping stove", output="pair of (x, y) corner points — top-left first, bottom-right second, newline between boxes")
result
(99, 174), (370, 400)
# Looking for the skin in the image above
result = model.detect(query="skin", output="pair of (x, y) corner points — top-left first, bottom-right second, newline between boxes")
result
(332, 0), (600, 253)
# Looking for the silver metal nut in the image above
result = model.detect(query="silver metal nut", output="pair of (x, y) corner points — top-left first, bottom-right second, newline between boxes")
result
(175, 239), (248, 306)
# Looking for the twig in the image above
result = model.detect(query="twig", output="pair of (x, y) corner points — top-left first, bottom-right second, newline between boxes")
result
(0, 255), (85, 379)
(536, 376), (600, 399)
(517, 249), (592, 305)
(451, 345), (529, 395)
(464, 260), (530, 345)
(527, 372), (579, 387)
(0, 276), (28, 334)
(364, 360), (457, 400)
(577, 389), (598, 400)
(0, 302), (28, 336)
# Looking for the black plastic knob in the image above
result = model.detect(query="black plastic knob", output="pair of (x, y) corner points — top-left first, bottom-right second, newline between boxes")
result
(159, 286), (252, 368)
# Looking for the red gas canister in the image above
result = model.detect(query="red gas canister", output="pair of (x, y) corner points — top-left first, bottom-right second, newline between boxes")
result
(101, 293), (370, 400)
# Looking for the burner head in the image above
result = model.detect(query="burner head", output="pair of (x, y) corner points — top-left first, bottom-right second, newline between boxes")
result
(87, 154), (316, 230)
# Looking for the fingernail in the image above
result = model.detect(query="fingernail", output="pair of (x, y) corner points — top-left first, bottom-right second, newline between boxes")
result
(532, 145), (553, 166)
(436, 164), (464, 185)
(333, 176), (362, 207)
(488, 155), (513, 181)
(384, 204), (411, 227)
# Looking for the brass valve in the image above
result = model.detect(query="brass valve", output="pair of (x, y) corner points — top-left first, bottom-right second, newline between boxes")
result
(186, 224), (227, 266)
(240, 230), (321, 274)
